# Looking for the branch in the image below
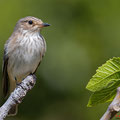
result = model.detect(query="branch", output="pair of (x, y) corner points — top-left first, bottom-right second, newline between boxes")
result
(100, 87), (120, 120)
(0, 75), (36, 120)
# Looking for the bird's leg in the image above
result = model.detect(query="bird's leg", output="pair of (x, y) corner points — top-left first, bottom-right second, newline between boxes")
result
(29, 73), (33, 75)
(29, 73), (36, 80)
(15, 77), (24, 90)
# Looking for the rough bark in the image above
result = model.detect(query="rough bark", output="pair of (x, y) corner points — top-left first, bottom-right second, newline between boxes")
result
(0, 75), (36, 120)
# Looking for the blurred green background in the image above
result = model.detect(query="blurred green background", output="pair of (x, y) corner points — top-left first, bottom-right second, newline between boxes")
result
(0, 0), (120, 120)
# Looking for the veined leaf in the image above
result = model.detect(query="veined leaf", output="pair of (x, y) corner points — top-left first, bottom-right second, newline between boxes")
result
(87, 80), (120, 107)
(86, 57), (120, 92)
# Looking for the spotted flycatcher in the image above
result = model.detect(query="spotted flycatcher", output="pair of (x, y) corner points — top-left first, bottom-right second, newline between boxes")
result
(2, 16), (50, 116)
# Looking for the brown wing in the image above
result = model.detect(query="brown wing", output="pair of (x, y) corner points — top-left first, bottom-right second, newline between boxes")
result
(2, 49), (9, 98)
(33, 61), (41, 74)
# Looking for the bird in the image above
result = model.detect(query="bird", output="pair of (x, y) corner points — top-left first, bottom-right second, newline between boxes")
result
(2, 16), (50, 116)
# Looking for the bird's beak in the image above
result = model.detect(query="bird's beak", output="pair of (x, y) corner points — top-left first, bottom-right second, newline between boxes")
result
(40, 23), (50, 28)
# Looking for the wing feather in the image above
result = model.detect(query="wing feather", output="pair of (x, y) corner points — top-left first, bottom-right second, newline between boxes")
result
(2, 48), (9, 98)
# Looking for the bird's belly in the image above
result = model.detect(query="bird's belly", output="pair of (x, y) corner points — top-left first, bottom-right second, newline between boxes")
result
(8, 34), (46, 83)
(9, 49), (41, 83)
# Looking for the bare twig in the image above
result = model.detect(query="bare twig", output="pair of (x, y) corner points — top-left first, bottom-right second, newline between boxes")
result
(0, 75), (36, 120)
(100, 87), (120, 120)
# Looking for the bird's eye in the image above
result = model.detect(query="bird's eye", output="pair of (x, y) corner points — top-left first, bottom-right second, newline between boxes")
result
(28, 20), (33, 25)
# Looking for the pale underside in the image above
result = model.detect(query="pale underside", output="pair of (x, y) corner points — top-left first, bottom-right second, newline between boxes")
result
(4, 31), (46, 94)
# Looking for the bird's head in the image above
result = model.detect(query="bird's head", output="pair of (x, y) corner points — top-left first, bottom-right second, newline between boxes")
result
(15, 16), (50, 33)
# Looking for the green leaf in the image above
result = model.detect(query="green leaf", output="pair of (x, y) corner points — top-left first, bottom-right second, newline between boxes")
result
(87, 80), (120, 107)
(86, 57), (120, 92)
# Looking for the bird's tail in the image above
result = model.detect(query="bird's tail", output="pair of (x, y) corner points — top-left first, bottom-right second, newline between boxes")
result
(8, 105), (18, 116)
(7, 77), (18, 116)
